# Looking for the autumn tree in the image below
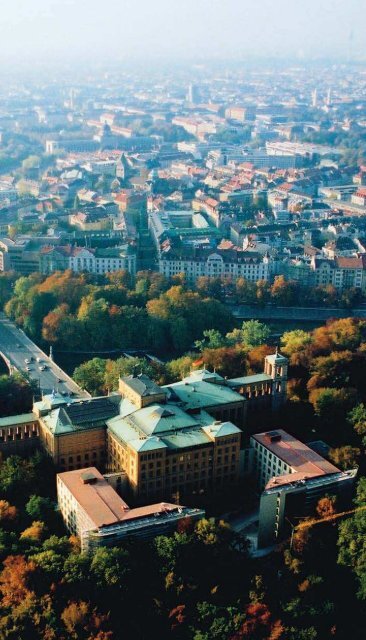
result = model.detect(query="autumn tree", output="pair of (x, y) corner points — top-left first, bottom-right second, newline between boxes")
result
(0, 500), (18, 526)
(316, 496), (337, 519)
(270, 275), (299, 306)
(0, 555), (37, 608)
(328, 445), (360, 470)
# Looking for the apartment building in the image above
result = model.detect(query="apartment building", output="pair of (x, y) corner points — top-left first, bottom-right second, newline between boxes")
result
(311, 255), (366, 290)
(40, 244), (136, 276)
(159, 247), (271, 284)
(57, 467), (205, 551)
(0, 237), (44, 274)
(250, 430), (357, 547)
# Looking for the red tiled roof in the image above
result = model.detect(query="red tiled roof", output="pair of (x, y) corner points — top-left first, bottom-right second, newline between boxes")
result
(336, 255), (366, 269)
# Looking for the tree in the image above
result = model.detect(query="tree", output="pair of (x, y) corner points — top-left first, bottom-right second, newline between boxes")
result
(328, 446), (360, 470)
(0, 456), (36, 502)
(0, 555), (37, 608)
(195, 518), (232, 546)
(201, 346), (247, 378)
(165, 355), (196, 382)
(20, 521), (45, 542)
(316, 496), (337, 519)
(348, 403), (366, 444)
(0, 373), (34, 417)
(338, 478), (366, 599)
(308, 387), (358, 436)
(235, 278), (257, 304)
(73, 358), (108, 396)
(247, 344), (273, 373)
(231, 603), (285, 640)
(104, 356), (157, 392)
(235, 320), (270, 348)
(0, 500), (18, 526)
(195, 329), (226, 352)
(281, 330), (312, 366)
(270, 276), (299, 306)
(312, 318), (366, 354)
(307, 351), (366, 392)
(61, 600), (112, 639)
(22, 155), (40, 171)
(26, 495), (56, 522)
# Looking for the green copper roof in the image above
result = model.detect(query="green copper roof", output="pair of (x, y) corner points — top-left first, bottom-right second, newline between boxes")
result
(164, 379), (243, 409)
(228, 373), (272, 386)
(0, 413), (37, 428)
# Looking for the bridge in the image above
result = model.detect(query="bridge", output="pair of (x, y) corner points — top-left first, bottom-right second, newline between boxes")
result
(0, 313), (90, 398)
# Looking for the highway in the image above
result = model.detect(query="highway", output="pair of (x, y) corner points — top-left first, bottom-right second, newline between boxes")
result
(0, 313), (90, 398)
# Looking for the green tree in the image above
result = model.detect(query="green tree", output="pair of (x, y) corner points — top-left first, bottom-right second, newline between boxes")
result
(0, 456), (36, 502)
(349, 403), (366, 444)
(73, 358), (108, 395)
(227, 320), (270, 349)
(338, 479), (366, 598)
(195, 329), (226, 352)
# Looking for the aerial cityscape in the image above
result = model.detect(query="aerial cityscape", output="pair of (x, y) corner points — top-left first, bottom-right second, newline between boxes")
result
(0, 1), (366, 638)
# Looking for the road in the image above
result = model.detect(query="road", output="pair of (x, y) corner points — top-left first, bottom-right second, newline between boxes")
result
(0, 313), (90, 398)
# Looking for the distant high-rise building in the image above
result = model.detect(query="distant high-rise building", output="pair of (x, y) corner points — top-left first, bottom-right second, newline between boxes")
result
(187, 83), (200, 104)
(311, 89), (317, 108)
(69, 88), (75, 110)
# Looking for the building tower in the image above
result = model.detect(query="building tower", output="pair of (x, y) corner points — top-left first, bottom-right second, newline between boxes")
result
(187, 84), (200, 105)
(264, 349), (288, 411)
(311, 88), (317, 108)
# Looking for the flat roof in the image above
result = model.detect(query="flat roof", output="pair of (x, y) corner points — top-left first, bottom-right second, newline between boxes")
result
(252, 429), (339, 478)
(58, 467), (130, 528)
(58, 467), (186, 530)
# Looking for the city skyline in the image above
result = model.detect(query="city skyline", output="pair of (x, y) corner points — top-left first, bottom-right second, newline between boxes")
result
(0, 0), (365, 65)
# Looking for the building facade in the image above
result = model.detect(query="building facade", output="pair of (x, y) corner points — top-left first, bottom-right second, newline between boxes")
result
(35, 395), (120, 472)
(106, 374), (242, 503)
(159, 249), (271, 284)
(250, 430), (357, 548)
(39, 244), (136, 276)
(57, 467), (205, 551)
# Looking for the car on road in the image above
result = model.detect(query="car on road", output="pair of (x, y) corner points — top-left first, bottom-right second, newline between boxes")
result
(39, 365), (46, 371)
(25, 366), (31, 371)
(36, 357), (42, 362)
(25, 358), (30, 364)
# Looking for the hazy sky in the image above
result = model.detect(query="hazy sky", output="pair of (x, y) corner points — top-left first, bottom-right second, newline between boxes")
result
(1, 0), (365, 63)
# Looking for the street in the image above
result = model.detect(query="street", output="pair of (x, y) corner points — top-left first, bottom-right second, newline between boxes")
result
(0, 313), (89, 398)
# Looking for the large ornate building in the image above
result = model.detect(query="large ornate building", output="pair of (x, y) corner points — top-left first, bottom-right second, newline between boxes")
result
(1, 352), (288, 503)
